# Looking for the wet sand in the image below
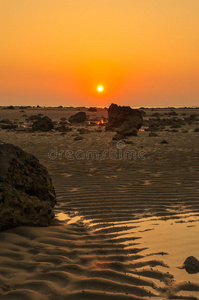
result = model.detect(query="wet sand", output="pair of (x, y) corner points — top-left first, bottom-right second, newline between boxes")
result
(0, 107), (199, 299)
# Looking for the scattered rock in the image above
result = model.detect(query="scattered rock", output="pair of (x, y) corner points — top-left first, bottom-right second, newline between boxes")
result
(26, 114), (41, 122)
(74, 136), (83, 141)
(112, 133), (127, 140)
(69, 112), (87, 123)
(32, 116), (54, 132)
(0, 143), (56, 231)
(160, 139), (168, 144)
(170, 129), (178, 132)
(87, 107), (97, 112)
(77, 128), (90, 134)
(149, 132), (159, 137)
(19, 106), (27, 110)
(15, 126), (27, 132)
(3, 105), (15, 110)
(193, 127), (199, 132)
(56, 125), (71, 132)
(0, 123), (18, 130)
(183, 256), (199, 274)
(0, 119), (12, 124)
(170, 124), (181, 128)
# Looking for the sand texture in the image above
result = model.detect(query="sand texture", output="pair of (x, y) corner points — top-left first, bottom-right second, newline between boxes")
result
(0, 107), (199, 299)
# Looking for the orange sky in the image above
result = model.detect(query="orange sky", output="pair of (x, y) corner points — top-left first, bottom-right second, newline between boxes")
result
(0, 0), (199, 107)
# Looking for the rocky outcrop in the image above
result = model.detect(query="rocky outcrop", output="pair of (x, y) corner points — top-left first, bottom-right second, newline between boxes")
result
(69, 112), (87, 123)
(32, 116), (54, 132)
(105, 103), (143, 136)
(0, 143), (56, 231)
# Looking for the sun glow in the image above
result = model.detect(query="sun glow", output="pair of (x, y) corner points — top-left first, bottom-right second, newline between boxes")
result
(97, 85), (103, 92)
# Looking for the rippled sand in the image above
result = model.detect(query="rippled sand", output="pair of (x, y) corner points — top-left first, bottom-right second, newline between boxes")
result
(0, 107), (199, 299)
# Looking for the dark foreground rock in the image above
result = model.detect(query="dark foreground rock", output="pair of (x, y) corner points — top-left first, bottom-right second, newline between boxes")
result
(106, 103), (143, 136)
(32, 116), (54, 131)
(0, 143), (56, 231)
(69, 112), (87, 123)
(183, 256), (199, 274)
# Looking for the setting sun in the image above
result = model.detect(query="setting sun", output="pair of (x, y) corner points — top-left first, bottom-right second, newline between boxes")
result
(97, 86), (104, 92)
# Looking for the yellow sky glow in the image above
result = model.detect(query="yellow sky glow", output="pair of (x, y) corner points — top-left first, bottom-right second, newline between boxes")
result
(0, 0), (199, 106)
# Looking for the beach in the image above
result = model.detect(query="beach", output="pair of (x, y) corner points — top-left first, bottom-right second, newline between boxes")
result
(0, 106), (199, 300)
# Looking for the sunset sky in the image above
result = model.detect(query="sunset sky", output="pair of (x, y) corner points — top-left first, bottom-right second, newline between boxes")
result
(0, 0), (199, 107)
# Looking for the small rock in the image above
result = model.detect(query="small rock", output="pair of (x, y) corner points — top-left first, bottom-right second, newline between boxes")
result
(0, 123), (18, 130)
(56, 125), (71, 132)
(160, 139), (168, 144)
(69, 112), (87, 123)
(77, 128), (90, 134)
(87, 107), (97, 112)
(32, 116), (54, 132)
(183, 256), (199, 274)
(149, 132), (159, 137)
(74, 136), (83, 141)
(112, 133), (127, 140)
(193, 127), (199, 132)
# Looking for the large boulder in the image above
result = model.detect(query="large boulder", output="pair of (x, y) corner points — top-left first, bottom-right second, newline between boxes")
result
(32, 116), (54, 131)
(68, 112), (87, 123)
(0, 143), (56, 231)
(106, 103), (143, 136)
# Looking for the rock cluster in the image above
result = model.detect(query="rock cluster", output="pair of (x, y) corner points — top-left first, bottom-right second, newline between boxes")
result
(68, 112), (87, 123)
(32, 116), (54, 132)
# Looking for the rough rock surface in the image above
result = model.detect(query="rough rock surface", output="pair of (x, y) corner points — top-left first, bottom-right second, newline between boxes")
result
(116, 123), (138, 136)
(112, 133), (127, 140)
(149, 132), (159, 137)
(69, 112), (87, 123)
(0, 143), (56, 231)
(32, 116), (54, 132)
(106, 103), (143, 136)
(183, 256), (199, 274)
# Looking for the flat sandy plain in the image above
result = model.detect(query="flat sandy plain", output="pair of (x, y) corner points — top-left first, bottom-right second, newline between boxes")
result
(0, 106), (199, 300)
